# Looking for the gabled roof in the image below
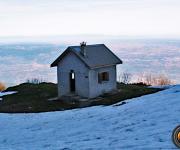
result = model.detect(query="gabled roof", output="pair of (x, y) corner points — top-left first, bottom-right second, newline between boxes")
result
(50, 44), (123, 69)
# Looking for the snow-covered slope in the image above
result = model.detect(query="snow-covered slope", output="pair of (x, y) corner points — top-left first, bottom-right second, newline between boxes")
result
(0, 86), (180, 149)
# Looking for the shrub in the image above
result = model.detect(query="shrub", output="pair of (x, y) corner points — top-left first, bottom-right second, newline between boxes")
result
(131, 82), (148, 86)
(156, 74), (172, 85)
(118, 72), (132, 84)
(26, 78), (45, 84)
(136, 73), (173, 86)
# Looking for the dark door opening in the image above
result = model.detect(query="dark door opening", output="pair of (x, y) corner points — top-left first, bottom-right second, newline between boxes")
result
(69, 70), (75, 92)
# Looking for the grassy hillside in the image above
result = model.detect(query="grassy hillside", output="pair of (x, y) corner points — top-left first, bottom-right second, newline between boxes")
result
(0, 82), (162, 113)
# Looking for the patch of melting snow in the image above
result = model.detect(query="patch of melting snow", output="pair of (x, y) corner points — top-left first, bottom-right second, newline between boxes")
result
(0, 91), (17, 101)
(149, 84), (175, 89)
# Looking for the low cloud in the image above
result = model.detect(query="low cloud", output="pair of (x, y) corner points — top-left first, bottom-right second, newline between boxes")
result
(0, 40), (180, 86)
(0, 50), (57, 86)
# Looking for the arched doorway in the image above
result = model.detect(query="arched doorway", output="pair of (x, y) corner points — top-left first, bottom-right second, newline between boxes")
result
(69, 70), (75, 92)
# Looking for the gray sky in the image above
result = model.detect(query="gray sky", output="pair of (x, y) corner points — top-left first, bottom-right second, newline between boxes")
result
(0, 0), (180, 38)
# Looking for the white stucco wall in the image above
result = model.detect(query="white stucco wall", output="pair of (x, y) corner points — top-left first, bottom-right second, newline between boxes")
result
(57, 52), (89, 97)
(88, 65), (117, 98)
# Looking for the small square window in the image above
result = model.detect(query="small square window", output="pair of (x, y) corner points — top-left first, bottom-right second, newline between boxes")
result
(98, 72), (109, 83)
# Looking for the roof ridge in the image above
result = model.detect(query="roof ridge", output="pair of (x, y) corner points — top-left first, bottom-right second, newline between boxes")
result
(69, 44), (104, 47)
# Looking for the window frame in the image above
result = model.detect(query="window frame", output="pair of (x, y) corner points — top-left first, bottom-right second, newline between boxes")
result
(98, 71), (109, 83)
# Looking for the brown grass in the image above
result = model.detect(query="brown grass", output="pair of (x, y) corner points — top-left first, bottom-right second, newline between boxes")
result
(137, 73), (173, 86)
(0, 82), (6, 91)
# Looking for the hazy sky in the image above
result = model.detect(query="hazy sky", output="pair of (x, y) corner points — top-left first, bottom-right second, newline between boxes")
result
(0, 0), (180, 38)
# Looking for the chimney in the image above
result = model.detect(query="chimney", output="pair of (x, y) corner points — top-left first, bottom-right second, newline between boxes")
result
(80, 41), (86, 57)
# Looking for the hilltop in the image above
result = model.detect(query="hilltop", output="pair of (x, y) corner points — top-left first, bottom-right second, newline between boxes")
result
(0, 82), (161, 113)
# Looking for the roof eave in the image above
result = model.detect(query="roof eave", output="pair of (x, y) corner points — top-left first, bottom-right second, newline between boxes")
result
(50, 63), (56, 67)
(90, 61), (123, 69)
(50, 47), (91, 68)
(50, 47), (71, 68)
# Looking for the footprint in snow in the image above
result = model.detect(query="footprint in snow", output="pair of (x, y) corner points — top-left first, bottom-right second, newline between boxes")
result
(151, 123), (156, 126)
(158, 138), (164, 142)
(43, 144), (51, 148)
(60, 148), (72, 150)
(2, 139), (7, 143)
(125, 128), (133, 132)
